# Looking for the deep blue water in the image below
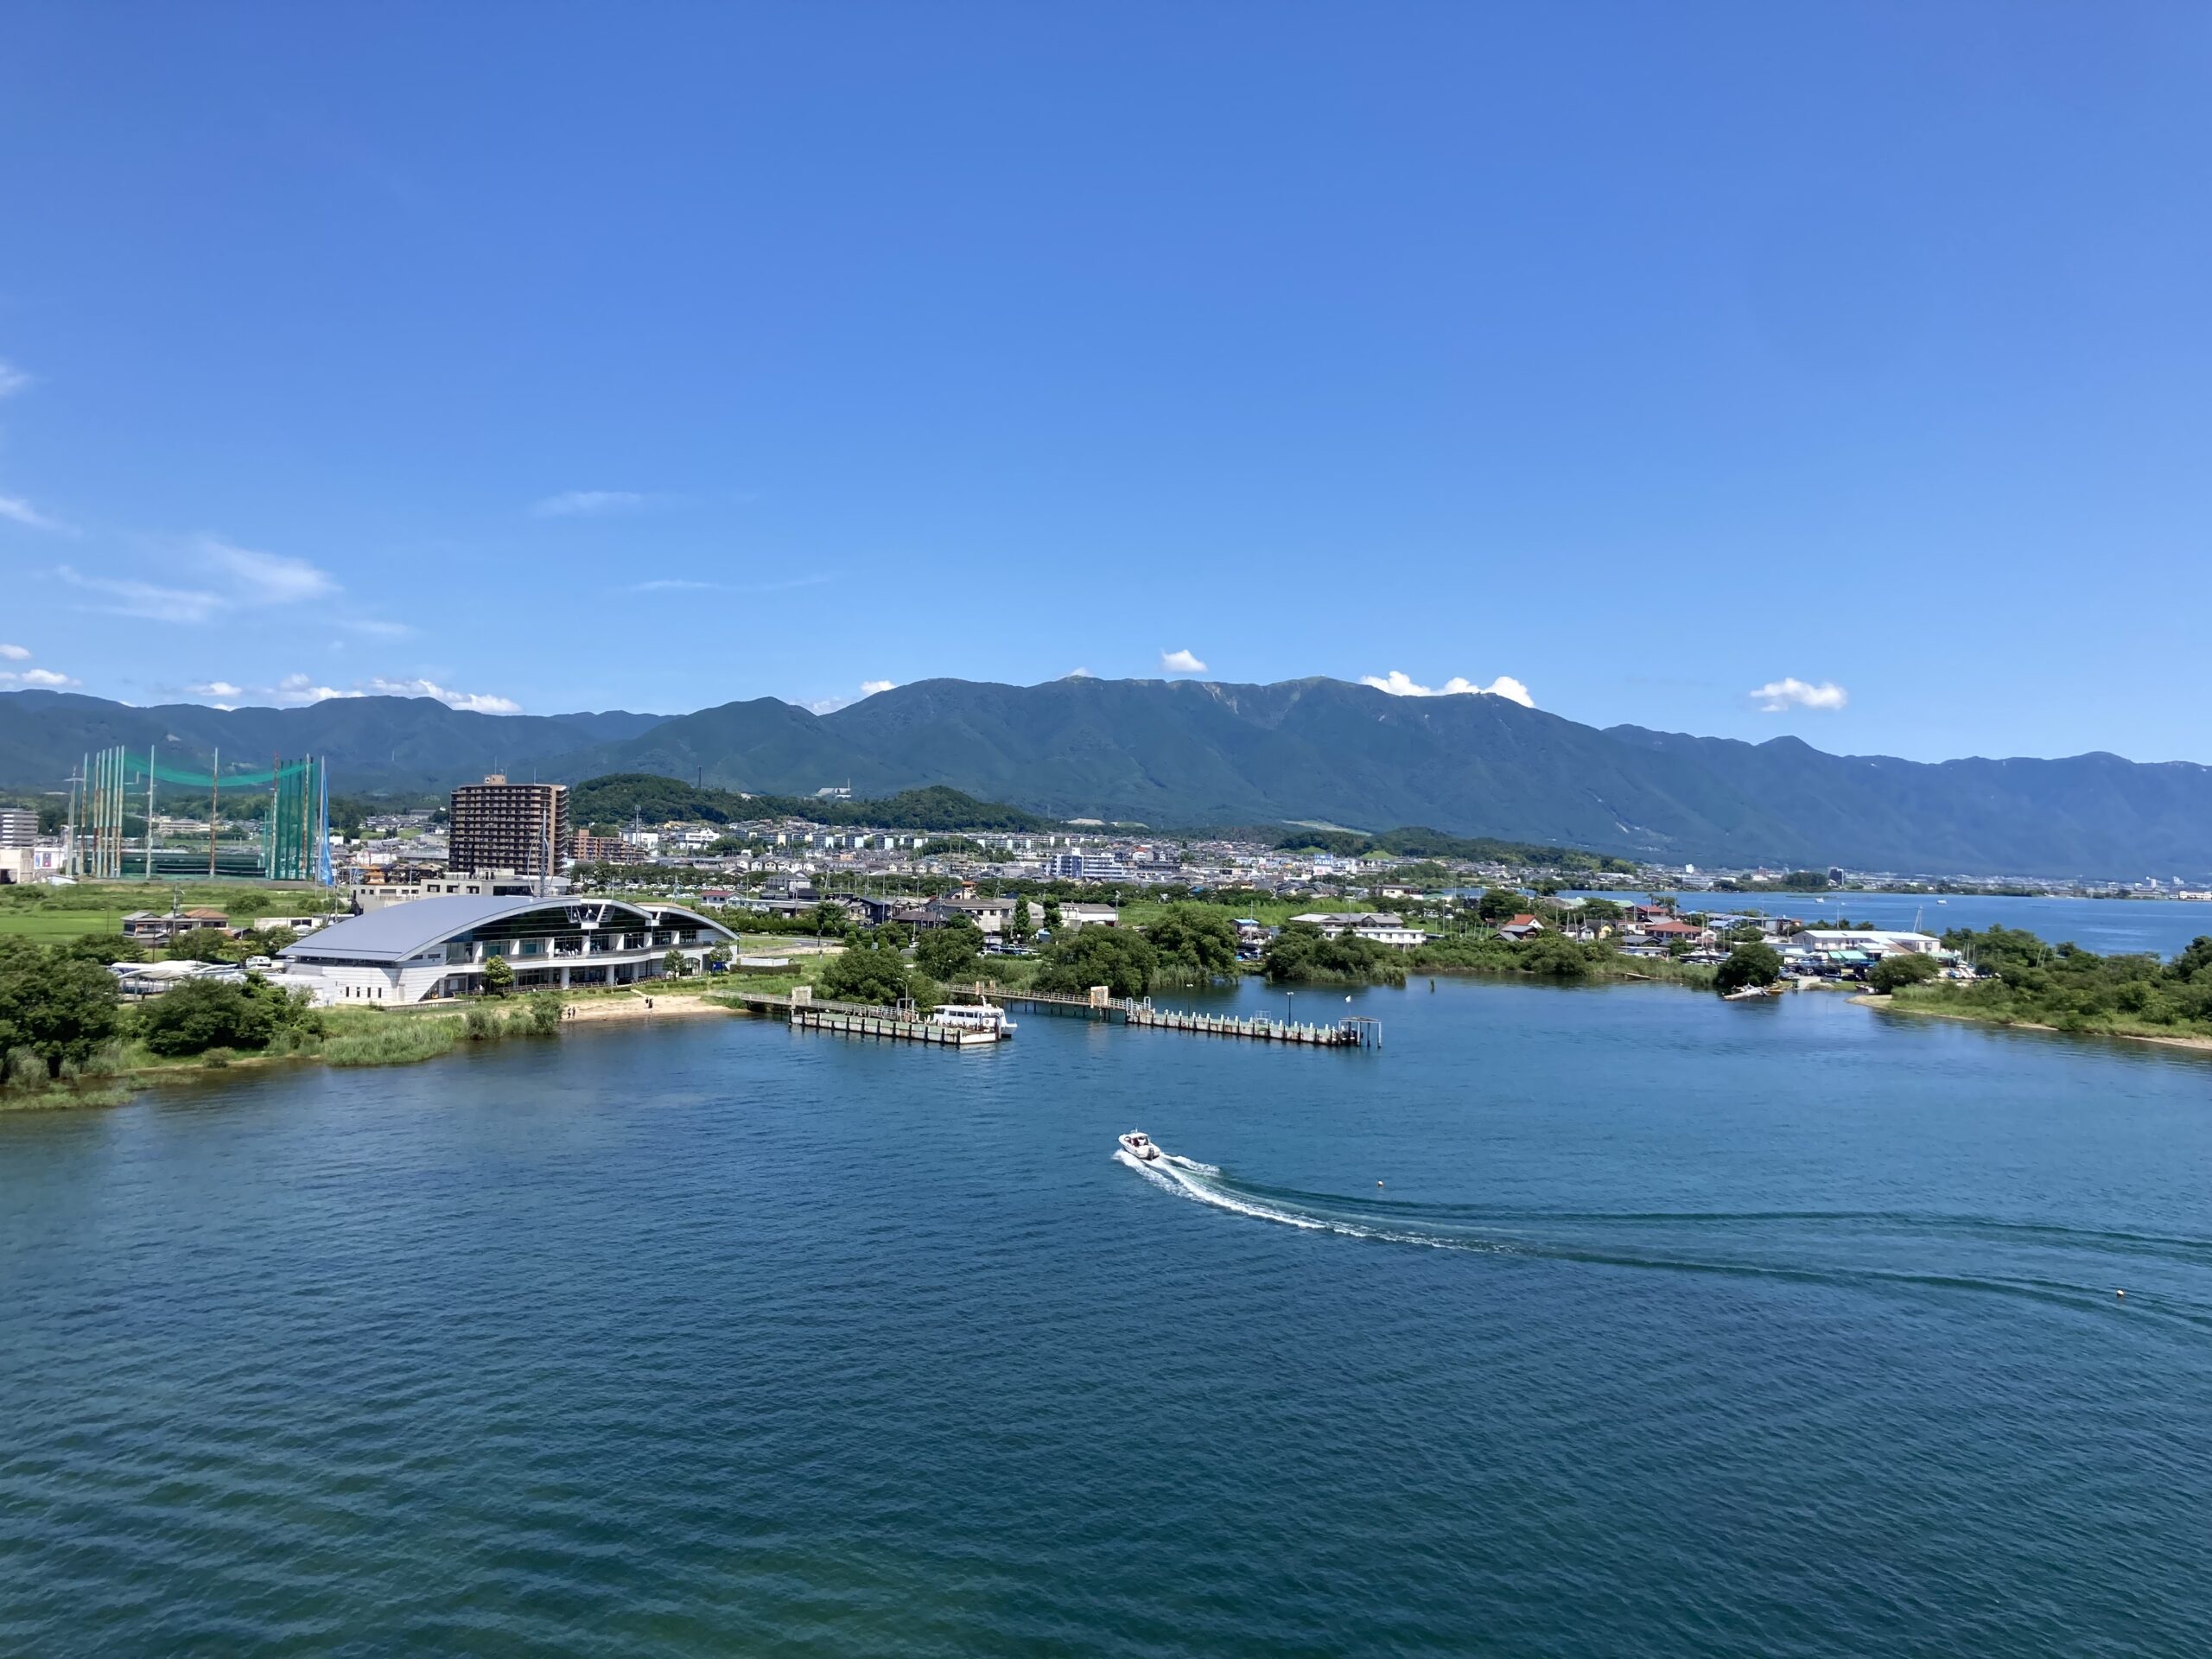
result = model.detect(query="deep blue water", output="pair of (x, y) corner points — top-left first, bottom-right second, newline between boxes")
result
(1565, 890), (2212, 958)
(5, 980), (2212, 1656)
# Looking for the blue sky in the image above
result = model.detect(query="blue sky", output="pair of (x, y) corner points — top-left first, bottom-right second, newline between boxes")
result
(2, 4), (2206, 760)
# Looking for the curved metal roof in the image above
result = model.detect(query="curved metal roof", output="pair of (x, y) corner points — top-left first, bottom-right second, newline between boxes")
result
(282, 895), (734, 964)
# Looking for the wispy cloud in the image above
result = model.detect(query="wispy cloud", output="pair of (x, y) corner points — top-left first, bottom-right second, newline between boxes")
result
(58, 539), (338, 624)
(59, 565), (226, 623)
(1160, 648), (1208, 674)
(200, 537), (337, 604)
(532, 489), (657, 518)
(622, 573), (834, 595)
(1750, 677), (1847, 713)
(0, 359), (30, 399)
(0, 493), (75, 534)
(0, 643), (28, 661)
(1361, 670), (1535, 709)
(342, 618), (415, 639)
(186, 680), (247, 699)
(1064, 667), (1093, 678)
(859, 679), (896, 696)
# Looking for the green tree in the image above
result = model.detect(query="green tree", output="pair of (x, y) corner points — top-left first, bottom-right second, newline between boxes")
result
(1868, 952), (1942, 994)
(167, 926), (241, 963)
(1041, 897), (1063, 935)
(1726, 923), (1766, 944)
(0, 938), (122, 1079)
(1142, 905), (1240, 982)
(663, 947), (690, 979)
(1261, 922), (1407, 987)
(1516, 931), (1593, 979)
(1477, 887), (1527, 922)
(809, 900), (849, 941)
(1713, 943), (1784, 994)
(1008, 899), (1036, 948)
(1033, 926), (1158, 1000)
(137, 978), (279, 1057)
(481, 955), (515, 996)
(817, 930), (917, 1006)
(914, 918), (987, 984)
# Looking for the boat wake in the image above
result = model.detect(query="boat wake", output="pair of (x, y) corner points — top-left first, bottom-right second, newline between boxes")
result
(1113, 1149), (2212, 1332)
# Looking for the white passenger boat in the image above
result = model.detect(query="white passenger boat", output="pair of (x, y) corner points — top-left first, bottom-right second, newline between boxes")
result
(929, 1001), (1017, 1036)
(1118, 1130), (1162, 1161)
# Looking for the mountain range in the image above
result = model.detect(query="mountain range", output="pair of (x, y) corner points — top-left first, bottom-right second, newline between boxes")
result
(5, 679), (2210, 879)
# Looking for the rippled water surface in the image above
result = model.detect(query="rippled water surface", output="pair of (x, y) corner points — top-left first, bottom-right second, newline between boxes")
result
(5, 981), (2212, 1656)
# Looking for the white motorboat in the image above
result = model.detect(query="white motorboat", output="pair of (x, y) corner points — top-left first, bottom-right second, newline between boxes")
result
(1118, 1130), (1162, 1161)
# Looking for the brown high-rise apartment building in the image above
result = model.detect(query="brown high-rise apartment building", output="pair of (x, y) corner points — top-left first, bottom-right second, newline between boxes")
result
(448, 775), (569, 878)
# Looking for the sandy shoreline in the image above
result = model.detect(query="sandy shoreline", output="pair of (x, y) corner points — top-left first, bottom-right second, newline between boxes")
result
(556, 992), (735, 1025)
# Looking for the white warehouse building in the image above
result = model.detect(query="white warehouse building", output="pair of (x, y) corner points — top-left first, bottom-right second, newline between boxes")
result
(279, 894), (738, 1004)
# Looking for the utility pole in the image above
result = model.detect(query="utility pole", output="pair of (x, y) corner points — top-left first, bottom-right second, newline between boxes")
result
(210, 747), (219, 878)
(145, 743), (156, 881)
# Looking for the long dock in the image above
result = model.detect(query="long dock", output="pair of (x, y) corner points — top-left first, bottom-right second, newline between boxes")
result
(728, 990), (1009, 1047)
(728, 988), (1378, 1050)
(791, 1006), (1001, 1046)
(1001, 988), (1379, 1048)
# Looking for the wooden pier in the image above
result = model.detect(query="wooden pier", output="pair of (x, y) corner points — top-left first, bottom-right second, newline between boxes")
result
(728, 987), (1378, 1050)
(791, 1006), (1003, 1046)
(728, 990), (1009, 1047)
(1001, 988), (1379, 1048)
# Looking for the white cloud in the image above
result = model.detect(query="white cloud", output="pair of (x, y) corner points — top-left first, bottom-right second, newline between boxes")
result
(365, 676), (523, 715)
(0, 359), (30, 398)
(175, 672), (521, 712)
(0, 493), (74, 534)
(531, 489), (652, 518)
(1361, 671), (1535, 708)
(274, 674), (358, 704)
(1750, 677), (1848, 713)
(1065, 667), (1093, 678)
(59, 565), (225, 623)
(342, 618), (415, 639)
(0, 666), (79, 688)
(804, 678), (898, 715)
(1160, 648), (1208, 674)
(200, 537), (337, 604)
(0, 643), (28, 660)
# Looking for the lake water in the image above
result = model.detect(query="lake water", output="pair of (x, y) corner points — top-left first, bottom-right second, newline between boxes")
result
(1565, 890), (2212, 958)
(5, 980), (2212, 1656)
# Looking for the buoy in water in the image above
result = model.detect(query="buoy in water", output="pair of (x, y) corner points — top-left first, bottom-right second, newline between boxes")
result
(2117, 1288), (2126, 1299)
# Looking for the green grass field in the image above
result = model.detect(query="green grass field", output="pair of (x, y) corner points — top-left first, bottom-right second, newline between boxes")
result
(0, 908), (127, 941)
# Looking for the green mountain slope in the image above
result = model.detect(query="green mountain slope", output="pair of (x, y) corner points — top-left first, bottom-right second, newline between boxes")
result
(7, 678), (2211, 876)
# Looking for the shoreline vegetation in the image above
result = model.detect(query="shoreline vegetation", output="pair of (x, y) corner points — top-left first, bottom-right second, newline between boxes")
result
(1848, 925), (2212, 1052)
(11, 892), (2209, 1115)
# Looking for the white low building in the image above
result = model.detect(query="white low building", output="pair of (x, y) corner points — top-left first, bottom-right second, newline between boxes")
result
(280, 894), (737, 1004)
(1792, 929), (1946, 957)
(1288, 911), (1429, 950)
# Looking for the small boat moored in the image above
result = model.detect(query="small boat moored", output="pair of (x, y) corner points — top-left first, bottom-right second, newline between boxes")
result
(1118, 1130), (1162, 1161)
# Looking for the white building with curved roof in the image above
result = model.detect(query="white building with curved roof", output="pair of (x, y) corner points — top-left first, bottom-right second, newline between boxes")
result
(280, 894), (737, 1004)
